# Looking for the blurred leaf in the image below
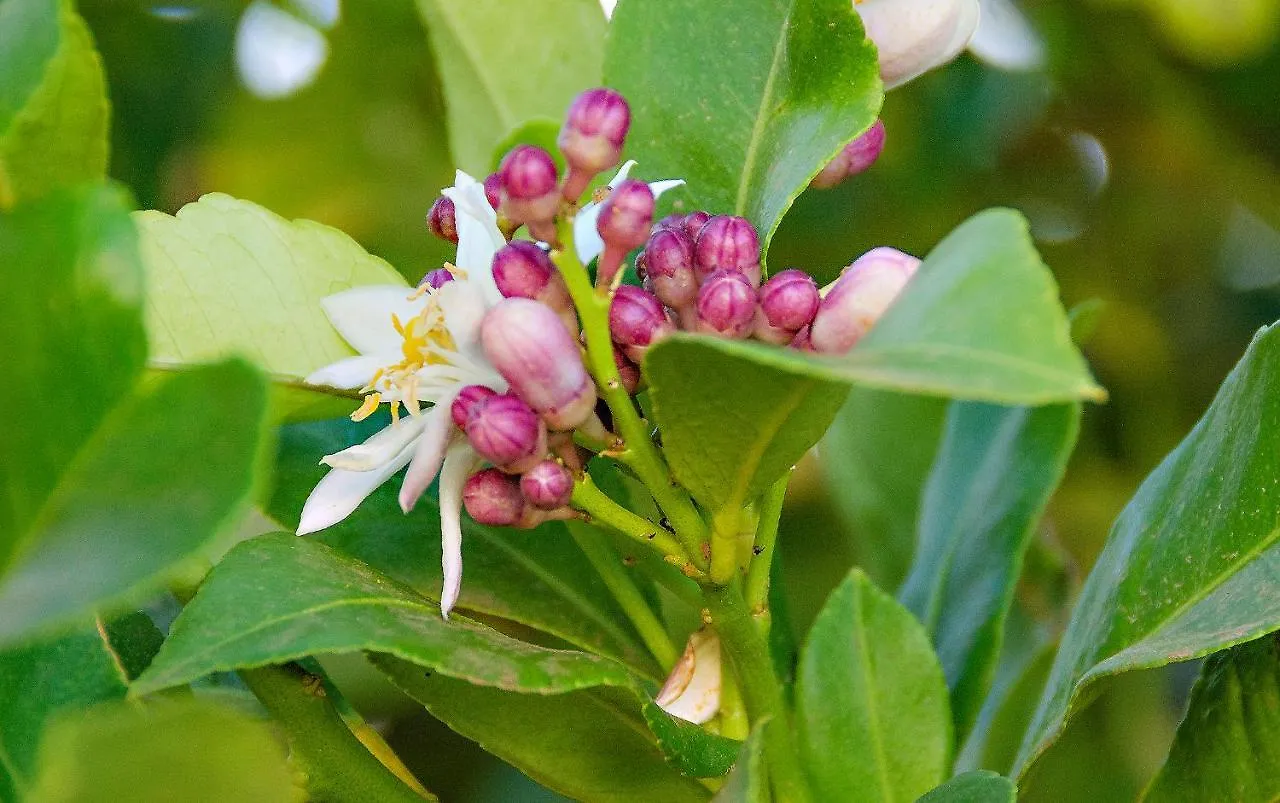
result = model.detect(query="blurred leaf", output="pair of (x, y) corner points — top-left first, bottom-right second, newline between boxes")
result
(270, 416), (658, 675)
(712, 725), (767, 803)
(645, 335), (849, 511)
(974, 644), (1056, 777)
(820, 388), (947, 588)
(134, 534), (637, 696)
(135, 193), (405, 422)
(1016, 322), (1280, 777)
(1068, 299), (1106, 347)
(796, 568), (951, 801)
(375, 656), (711, 803)
(0, 0), (107, 205)
(491, 118), (565, 173)
(25, 699), (294, 803)
(641, 700), (740, 779)
(416, 0), (604, 175)
(1145, 635), (1280, 802)
(605, 0), (881, 260)
(917, 770), (1017, 803)
(900, 401), (1080, 740)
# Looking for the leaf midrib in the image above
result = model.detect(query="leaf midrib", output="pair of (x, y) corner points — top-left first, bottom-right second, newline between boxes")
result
(853, 585), (895, 800)
(733, 0), (793, 216)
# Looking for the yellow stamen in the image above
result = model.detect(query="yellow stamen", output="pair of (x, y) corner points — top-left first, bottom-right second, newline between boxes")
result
(351, 392), (382, 422)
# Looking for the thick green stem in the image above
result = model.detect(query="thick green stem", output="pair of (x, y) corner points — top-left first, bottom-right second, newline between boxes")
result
(704, 583), (811, 803)
(568, 523), (680, 671)
(717, 641), (750, 741)
(745, 473), (790, 616)
(572, 474), (690, 565)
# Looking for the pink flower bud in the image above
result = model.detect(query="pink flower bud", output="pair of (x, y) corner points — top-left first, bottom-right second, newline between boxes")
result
(596, 179), (655, 289)
(644, 228), (698, 309)
(419, 267), (455, 291)
(426, 196), (458, 243)
(465, 393), (547, 473)
(809, 247), (920, 354)
(696, 270), (757, 338)
(682, 210), (712, 242)
(559, 88), (630, 200)
(610, 285), (673, 355)
(483, 172), (503, 211)
(756, 268), (820, 342)
(481, 298), (597, 431)
(520, 459), (574, 510)
(451, 384), (497, 429)
(492, 241), (554, 299)
(811, 120), (887, 190)
(655, 213), (685, 232)
(499, 145), (560, 241)
(463, 468), (525, 526)
(613, 347), (642, 394)
(694, 216), (761, 285)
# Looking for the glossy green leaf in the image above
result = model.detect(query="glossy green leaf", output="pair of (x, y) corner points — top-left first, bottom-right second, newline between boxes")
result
(375, 656), (710, 803)
(900, 402), (1080, 739)
(270, 416), (658, 674)
(416, 0), (604, 175)
(134, 534), (637, 697)
(641, 700), (740, 779)
(135, 193), (405, 421)
(645, 334), (849, 510)
(712, 726), (767, 803)
(1144, 635), (1280, 802)
(917, 770), (1017, 803)
(25, 700), (294, 803)
(605, 0), (881, 258)
(0, 0), (108, 205)
(1016, 322), (1280, 777)
(797, 568), (952, 802)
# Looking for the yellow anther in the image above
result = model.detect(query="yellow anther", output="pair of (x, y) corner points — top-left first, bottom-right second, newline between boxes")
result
(351, 393), (382, 422)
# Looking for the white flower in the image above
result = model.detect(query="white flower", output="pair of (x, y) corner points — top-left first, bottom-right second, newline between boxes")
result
(298, 164), (682, 617)
(655, 629), (721, 724)
(854, 0), (982, 89)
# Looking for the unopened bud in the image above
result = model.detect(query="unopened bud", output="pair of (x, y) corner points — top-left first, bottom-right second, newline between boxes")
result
(481, 298), (597, 431)
(809, 247), (920, 353)
(465, 393), (547, 473)
(682, 210), (712, 242)
(696, 270), (757, 338)
(463, 468), (525, 526)
(559, 88), (631, 201)
(613, 347), (642, 394)
(451, 384), (497, 429)
(655, 213), (685, 232)
(755, 268), (820, 343)
(855, 0), (980, 90)
(610, 284), (673, 361)
(811, 120), (887, 189)
(426, 196), (458, 243)
(520, 459), (574, 510)
(644, 228), (698, 309)
(694, 216), (761, 285)
(492, 241), (578, 335)
(483, 173), (503, 211)
(596, 179), (654, 289)
(419, 267), (455, 291)
(498, 145), (560, 242)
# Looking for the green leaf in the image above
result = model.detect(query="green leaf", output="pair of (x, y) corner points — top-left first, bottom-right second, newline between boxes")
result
(133, 534), (637, 697)
(374, 655), (711, 803)
(712, 725), (767, 803)
(796, 568), (952, 802)
(135, 193), (406, 421)
(1144, 635), (1280, 802)
(1015, 322), (1280, 777)
(25, 700), (295, 803)
(491, 118), (565, 173)
(900, 402), (1080, 740)
(416, 0), (605, 175)
(917, 770), (1017, 803)
(645, 335), (849, 510)
(641, 700), (741, 779)
(270, 416), (659, 674)
(605, 0), (881, 259)
(0, 0), (108, 205)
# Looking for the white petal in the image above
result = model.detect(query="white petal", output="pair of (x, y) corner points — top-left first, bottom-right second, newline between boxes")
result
(321, 417), (427, 471)
(321, 285), (421, 355)
(968, 0), (1044, 71)
(855, 0), (981, 89)
(296, 440), (416, 535)
(574, 162), (686, 265)
(437, 441), (480, 618)
(398, 397), (460, 513)
(443, 171), (505, 306)
(655, 630), (722, 725)
(436, 279), (488, 351)
(305, 354), (394, 389)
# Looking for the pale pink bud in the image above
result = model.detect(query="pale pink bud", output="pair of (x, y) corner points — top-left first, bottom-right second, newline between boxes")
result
(809, 247), (920, 353)
(463, 469), (525, 526)
(696, 270), (757, 338)
(520, 459), (574, 510)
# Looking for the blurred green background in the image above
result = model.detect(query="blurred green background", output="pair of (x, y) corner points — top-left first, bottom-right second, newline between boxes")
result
(79, 0), (1280, 799)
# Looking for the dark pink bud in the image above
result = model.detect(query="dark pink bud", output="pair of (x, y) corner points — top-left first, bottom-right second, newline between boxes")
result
(694, 216), (761, 285)
(696, 270), (757, 338)
(451, 384), (497, 429)
(465, 393), (547, 472)
(809, 247), (920, 353)
(492, 241), (555, 299)
(610, 285), (673, 352)
(559, 88), (630, 200)
(682, 210), (712, 242)
(499, 145), (560, 240)
(426, 196), (457, 243)
(758, 269), (820, 332)
(595, 179), (654, 288)
(419, 267), (455, 291)
(520, 459), (574, 510)
(463, 469), (525, 526)
(483, 173), (503, 211)
(655, 213), (685, 232)
(481, 298), (597, 431)
(613, 347), (642, 394)
(812, 120), (887, 190)
(644, 228), (697, 309)
(634, 250), (648, 280)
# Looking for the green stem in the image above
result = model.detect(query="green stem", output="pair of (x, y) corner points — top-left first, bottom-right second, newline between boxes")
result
(569, 523), (680, 670)
(704, 582), (811, 803)
(717, 641), (750, 741)
(710, 506), (743, 585)
(572, 474), (691, 566)
(745, 473), (790, 616)
(551, 221), (710, 571)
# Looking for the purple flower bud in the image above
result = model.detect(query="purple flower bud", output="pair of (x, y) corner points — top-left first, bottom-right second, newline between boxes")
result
(696, 270), (757, 338)
(463, 469), (525, 526)
(809, 247), (920, 354)
(694, 216), (761, 285)
(613, 347), (642, 394)
(812, 120), (887, 190)
(655, 213), (685, 232)
(559, 88), (630, 200)
(426, 196), (457, 243)
(498, 145), (560, 240)
(492, 241), (555, 299)
(465, 393), (547, 472)
(610, 284), (673, 355)
(634, 250), (648, 280)
(520, 459), (574, 510)
(419, 267), (455, 291)
(644, 228), (698, 309)
(483, 173), (503, 211)
(452, 384), (497, 429)
(595, 179), (654, 288)
(758, 269), (820, 332)
(682, 210), (712, 242)
(481, 298), (597, 431)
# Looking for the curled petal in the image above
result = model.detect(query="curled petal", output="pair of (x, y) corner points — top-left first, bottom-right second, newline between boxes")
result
(297, 440), (417, 535)
(438, 441), (480, 618)
(321, 285), (423, 355)
(304, 354), (395, 390)
(321, 417), (427, 472)
(399, 397), (461, 514)
(656, 629), (722, 725)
